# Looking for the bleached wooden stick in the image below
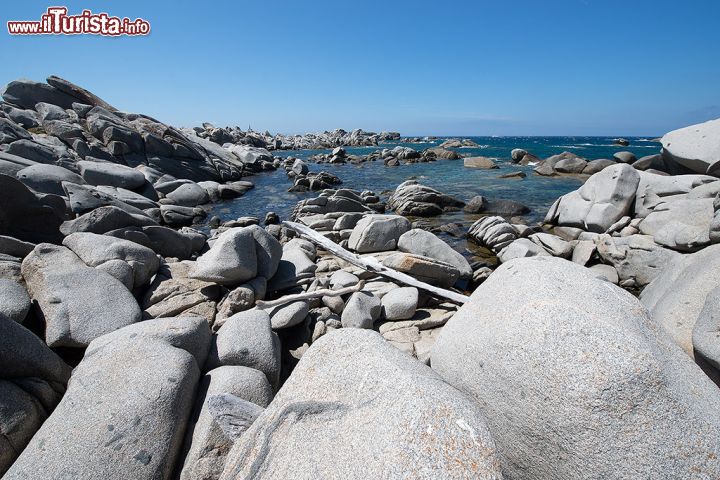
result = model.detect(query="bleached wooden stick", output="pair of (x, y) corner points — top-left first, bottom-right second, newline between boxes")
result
(282, 220), (470, 304)
(255, 280), (366, 308)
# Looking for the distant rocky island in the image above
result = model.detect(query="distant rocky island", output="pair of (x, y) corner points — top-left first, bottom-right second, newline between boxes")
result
(2, 75), (720, 479)
(195, 122), (401, 150)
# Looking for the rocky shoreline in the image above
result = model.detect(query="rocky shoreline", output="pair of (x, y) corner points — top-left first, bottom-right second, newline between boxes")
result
(2, 76), (720, 479)
(192, 123), (401, 150)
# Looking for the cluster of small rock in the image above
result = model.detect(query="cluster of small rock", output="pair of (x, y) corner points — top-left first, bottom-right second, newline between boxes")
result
(466, 119), (720, 394)
(195, 124), (401, 150)
(281, 157), (343, 192)
(387, 180), (466, 216)
(310, 145), (460, 167)
(0, 112), (496, 478)
(437, 138), (482, 148)
(513, 146), (698, 177)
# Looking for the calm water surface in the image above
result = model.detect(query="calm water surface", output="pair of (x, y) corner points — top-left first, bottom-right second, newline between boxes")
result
(207, 136), (661, 259)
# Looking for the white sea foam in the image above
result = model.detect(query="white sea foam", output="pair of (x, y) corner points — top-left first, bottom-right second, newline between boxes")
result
(551, 143), (658, 148)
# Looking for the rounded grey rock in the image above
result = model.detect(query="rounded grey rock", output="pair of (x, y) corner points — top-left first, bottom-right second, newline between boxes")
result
(432, 256), (720, 479)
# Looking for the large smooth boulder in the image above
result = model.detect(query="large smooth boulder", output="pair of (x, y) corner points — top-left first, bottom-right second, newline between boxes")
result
(554, 156), (588, 173)
(21, 243), (141, 347)
(0, 151), (35, 177)
(582, 158), (616, 175)
(1, 79), (79, 110)
(661, 118), (720, 175)
(60, 205), (157, 235)
(546, 164), (640, 232)
(220, 329), (502, 479)
(0, 117), (33, 145)
(529, 232), (572, 258)
(0, 315), (72, 475)
(693, 286), (720, 371)
(262, 300), (309, 330)
(5, 138), (62, 164)
(166, 182), (211, 207)
(432, 256), (720, 479)
(0, 174), (65, 244)
(0, 313), (72, 383)
(0, 235), (34, 258)
(291, 158), (309, 175)
(595, 234), (680, 288)
(62, 181), (149, 216)
(347, 214), (411, 253)
(160, 204), (204, 227)
(77, 160), (146, 189)
(46, 75), (118, 111)
(179, 366), (273, 480)
(16, 163), (85, 196)
(463, 156), (498, 169)
(62, 232), (160, 289)
(425, 147), (459, 160)
(464, 196), (530, 216)
(266, 239), (317, 293)
(497, 238), (550, 263)
(380, 286), (418, 320)
(613, 151), (636, 164)
(388, 181), (465, 217)
(0, 278), (30, 323)
(96, 185), (158, 210)
(468, 216), (519, 252)
(4, 317), (206, 480)
(397, 229), (472, 278)
(34, 101), (70, 122)
(640, 244), (720, 358)
(108, 225), (196, 260)
(638, 197), (716, 251)
(142, 261), (221, 325)
(190, 226), (281, 285)
(382, 252), (460, 288)
(341, 291), (382, 329)
(633, 171), (717, 218)
(246, 225), (283, 278)
(204, 309), (281, 389)
(228, 145), (273, 165)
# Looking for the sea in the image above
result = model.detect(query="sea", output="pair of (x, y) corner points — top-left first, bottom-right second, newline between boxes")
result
(207, 136), (661, 258)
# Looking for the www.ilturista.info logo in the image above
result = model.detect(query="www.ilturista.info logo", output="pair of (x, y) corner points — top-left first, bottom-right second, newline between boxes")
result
(7, 7), (150, 36)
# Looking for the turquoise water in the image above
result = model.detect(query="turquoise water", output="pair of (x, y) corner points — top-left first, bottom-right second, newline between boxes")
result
(209, 136), (660, 226)
(207, 136), (660, 259)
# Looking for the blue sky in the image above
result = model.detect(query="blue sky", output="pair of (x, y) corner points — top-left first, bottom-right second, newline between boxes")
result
(1, 0), (719, 136)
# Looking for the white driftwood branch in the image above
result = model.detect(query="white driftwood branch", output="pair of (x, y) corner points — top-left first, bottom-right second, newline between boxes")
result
(282, 221), (470, 305)
(255, 280), (366, 309)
